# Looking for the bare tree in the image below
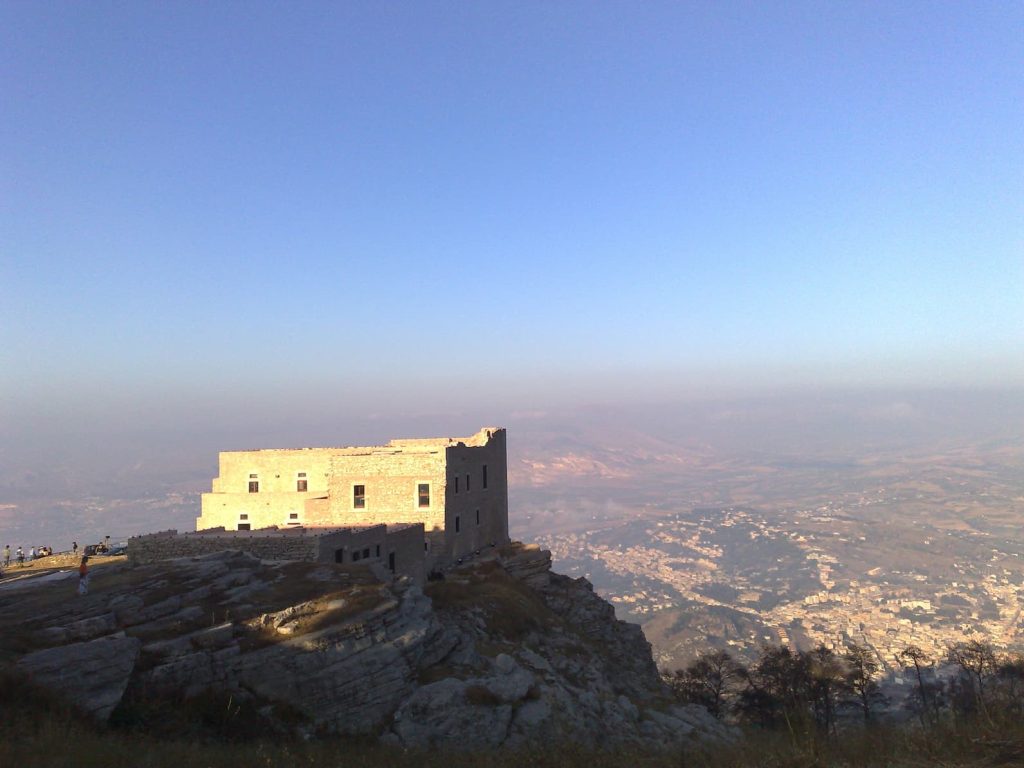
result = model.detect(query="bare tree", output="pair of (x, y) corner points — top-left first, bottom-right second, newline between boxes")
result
(842, 643), (886, 723)
(898, 645), (939, 727)
(668, 649), (744, 719)
(947, 640), (997, 721)
(995, 654), (1024, 716)
(808, 645), (844, 737)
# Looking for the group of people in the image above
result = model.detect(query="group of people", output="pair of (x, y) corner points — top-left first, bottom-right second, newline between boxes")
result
(2, 544), (55, 567)
(0, 543), (91, 596)
(3, 544), (26, 567)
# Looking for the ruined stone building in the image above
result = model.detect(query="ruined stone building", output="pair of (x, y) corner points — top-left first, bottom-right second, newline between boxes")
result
(187, 427), (508, 573)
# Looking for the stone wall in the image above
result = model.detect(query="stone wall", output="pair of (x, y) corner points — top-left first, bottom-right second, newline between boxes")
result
(128, 529), (320, 565)
(127, 525), (427, 582)
(200, 448), (334, 530)
(441, 429), (508, 560)
(324, 450), (446, 531)
(323, 524), (387, 565)
(387, 523), (427, 584)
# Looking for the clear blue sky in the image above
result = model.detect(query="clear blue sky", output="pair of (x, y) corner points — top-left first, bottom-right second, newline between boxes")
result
(2, 1), (1022, 425)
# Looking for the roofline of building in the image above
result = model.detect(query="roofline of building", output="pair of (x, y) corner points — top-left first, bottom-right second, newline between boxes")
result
(219, 426), (504, 455)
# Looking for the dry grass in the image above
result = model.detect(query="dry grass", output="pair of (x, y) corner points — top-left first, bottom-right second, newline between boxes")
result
(4, 716), (1023, 768)
(3, 665), (1024, 768)
(426, 565), (557, 640)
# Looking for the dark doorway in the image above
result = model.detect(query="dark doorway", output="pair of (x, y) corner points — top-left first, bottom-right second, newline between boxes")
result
(388, 552), (396, 572)
(334, 549), (344, 563)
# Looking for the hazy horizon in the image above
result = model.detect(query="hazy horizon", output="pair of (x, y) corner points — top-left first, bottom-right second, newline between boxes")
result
(3, 385), (1022, 548)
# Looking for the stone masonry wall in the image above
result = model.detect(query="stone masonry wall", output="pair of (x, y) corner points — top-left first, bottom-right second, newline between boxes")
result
(128, 530), (319, 565)
(441, 429), (509, 560)
(324, 450), (446, 531)
(128, 525), (427, 582)
(200, 448), (334, 530)
(386, 524), (427, 584)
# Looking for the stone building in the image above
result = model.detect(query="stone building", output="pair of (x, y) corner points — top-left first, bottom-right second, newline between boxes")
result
(196, 427), (508, 567)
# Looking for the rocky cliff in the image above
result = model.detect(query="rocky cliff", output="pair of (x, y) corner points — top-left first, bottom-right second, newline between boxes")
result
(0, 543), (731, 750)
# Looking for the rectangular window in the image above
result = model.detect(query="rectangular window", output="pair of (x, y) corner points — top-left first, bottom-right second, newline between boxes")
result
(465, 474), (470, 492)
(483, 465), (488, 489)
(352, 550), (361, 562)
(248, 474), (259, 493)
(476, 509), (480, 525)
(289, 513), (298, 520)
(238, 523), (251, 531)
(455, 515), (461, 533)
(388, 552), (395, 572)
(362, 547), (370, 559)
(454, 476), (459, 494)
(296, 472), (307, 492)
(240, 514), (248, 520)
(418, 483), (430, 508)
(353, 485), (365, 509)
(375, 544), (381, 558)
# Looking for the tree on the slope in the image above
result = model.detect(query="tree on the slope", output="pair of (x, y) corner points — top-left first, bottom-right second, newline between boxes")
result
(737, 645), (812, 731)
(994, 654), (1024, 717)
(841, 643), (886, 723)
(947, 640), (997, 722)
(807, 645), (845, 737)
(898, 645), (941, 727)
(668, 649), (744, 720)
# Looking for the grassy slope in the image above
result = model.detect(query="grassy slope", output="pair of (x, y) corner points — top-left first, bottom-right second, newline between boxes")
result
(4, 688), (1024, 768)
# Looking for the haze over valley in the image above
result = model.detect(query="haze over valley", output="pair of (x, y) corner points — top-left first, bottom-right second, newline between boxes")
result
(4, 388), (1022, 674)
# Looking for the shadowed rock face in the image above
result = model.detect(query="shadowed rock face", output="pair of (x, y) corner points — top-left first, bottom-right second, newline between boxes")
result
(1, 545), (733, 749)
(18, 633), (141, 720)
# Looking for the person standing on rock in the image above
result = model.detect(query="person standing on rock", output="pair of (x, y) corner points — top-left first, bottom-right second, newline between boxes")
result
(78, 556), (89, 595)
(72, 541), (78, 556)
(16, 546), (24, 567)
(2, 544), (9, 567)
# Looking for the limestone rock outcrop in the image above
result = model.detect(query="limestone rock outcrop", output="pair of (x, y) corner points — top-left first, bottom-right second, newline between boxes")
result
(17, 633), (141, 720)
(0, 544), (732, 750)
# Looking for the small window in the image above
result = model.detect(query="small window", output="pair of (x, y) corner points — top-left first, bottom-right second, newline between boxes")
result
(240, 514), (249, 520)
(352, 550), (361, 562)
(418, 483), (430, 508)
(476, 509), (480, 526)
(465, 474), (470, 492)
(375, 544), (381, 558)
(454, 476), (459, 494)
(297, 472), (307, 492)
(238, 523), (251, 531)
(482, 465), (488, 489)
(248, 474), (259, 493)
(289, 513), (298, 520)
(455, 515), (461, 533)
(388, 552), (395, 572)
(354, 485), (365, 509)
(362, 547), (370, 559)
